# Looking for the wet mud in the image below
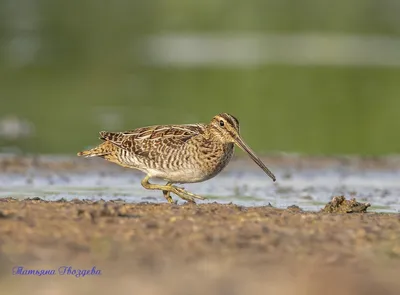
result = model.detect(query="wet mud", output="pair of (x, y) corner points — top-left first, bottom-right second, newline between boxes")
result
(1, 154), (400, 294)
(0, 197), (400, 294)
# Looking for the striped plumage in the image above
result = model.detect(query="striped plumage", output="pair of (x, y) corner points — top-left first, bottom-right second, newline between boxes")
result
(78, 113), (276, 203)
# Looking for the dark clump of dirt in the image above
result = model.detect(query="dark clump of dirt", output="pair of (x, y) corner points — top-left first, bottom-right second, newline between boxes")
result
(321, 196), (371, 213)
(287, 204), (303, 212)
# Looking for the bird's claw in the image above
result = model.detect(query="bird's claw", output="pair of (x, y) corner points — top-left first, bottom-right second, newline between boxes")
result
(173, 187), (206, 202)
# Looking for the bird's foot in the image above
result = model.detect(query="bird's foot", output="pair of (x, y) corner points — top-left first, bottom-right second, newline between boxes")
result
(172, 186), (206, 203)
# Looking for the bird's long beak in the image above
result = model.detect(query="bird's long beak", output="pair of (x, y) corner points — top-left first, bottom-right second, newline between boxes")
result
(234, 136), (276, 182)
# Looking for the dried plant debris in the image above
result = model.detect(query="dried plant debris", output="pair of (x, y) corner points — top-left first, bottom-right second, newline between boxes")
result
(321, 196), (371, 213)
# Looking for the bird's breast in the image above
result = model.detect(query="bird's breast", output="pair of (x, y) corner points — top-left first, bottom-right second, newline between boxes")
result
(183, 141), (234, 182)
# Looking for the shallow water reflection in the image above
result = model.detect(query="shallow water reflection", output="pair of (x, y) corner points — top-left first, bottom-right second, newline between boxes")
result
(1, 157), (399, 213)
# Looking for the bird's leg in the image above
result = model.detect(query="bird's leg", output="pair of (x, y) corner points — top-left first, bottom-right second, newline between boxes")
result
(163, 182), (174, 204)
(141, 175), (206, 203)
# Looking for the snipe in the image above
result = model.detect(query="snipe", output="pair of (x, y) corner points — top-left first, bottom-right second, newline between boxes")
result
(77, 113), (276, 203)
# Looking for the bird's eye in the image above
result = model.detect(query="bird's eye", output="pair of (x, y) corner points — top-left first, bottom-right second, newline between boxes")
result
(219, 120), (225, 127)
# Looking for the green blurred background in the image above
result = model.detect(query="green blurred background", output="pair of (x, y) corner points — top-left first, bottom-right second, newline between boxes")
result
(0, 0), (399, 155)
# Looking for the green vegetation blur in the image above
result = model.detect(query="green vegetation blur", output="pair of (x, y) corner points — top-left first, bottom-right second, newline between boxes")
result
(0, 0), (399, 155)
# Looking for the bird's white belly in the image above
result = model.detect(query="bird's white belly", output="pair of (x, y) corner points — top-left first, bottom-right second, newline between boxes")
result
(146, 168), (211, 183)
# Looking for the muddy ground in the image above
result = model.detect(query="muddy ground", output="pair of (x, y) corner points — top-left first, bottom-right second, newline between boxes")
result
(1, 154), (400, 294)
(0, 197), (399, 295)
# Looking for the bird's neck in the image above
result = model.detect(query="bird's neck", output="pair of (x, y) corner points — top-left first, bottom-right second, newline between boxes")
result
(205, 125), (224, 142)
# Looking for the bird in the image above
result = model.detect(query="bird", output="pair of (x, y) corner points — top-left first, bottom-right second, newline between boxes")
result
(77, 113), (276, 203)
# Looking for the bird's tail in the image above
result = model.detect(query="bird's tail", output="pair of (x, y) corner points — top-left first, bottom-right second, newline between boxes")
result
(77, 142), (112, 158)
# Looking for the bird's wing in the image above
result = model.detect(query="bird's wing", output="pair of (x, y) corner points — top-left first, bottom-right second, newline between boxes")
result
(99, 124), (205, 158)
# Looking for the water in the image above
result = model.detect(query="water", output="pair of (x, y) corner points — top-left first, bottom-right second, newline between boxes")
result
(1, 156), (399, 213)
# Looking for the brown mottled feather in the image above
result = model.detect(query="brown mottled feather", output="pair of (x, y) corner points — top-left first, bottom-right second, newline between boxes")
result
(99, 124), (205, 160)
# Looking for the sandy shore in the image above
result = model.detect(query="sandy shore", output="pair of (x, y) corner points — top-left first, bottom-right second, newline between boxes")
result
(0, 198), (400, 294)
